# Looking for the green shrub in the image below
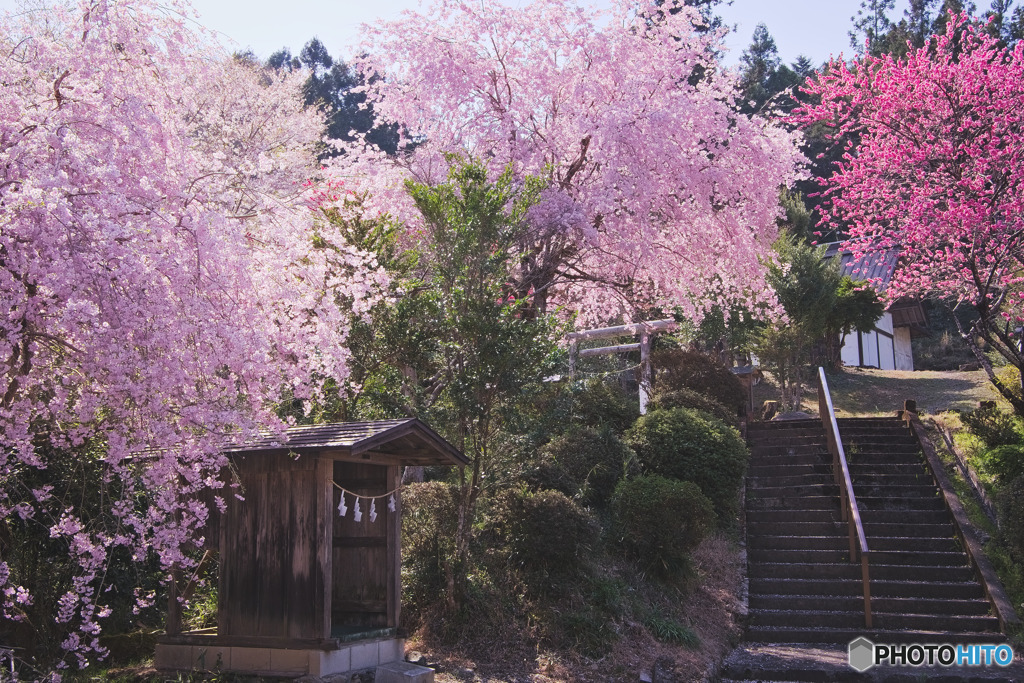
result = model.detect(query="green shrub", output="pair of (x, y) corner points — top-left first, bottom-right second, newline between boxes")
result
(569, 378), (641, 434)
(481, 488), (600, 589)
(401, 481), (459, 616)
(528, 427), (637, 507)
(998, 475), (1024, 565)
(961, 403), (1023, 449)
(647, 388), (737, 427)
(611, 475), (715, 579)
(625, 407), (748, 524)
(980, 444), (1024, 484)
(650, 349), (746, 416)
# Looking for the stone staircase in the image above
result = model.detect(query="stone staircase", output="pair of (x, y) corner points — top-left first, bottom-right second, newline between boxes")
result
(722, 417), (1018, 681)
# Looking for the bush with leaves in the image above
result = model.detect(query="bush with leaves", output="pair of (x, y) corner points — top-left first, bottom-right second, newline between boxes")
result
(650, 349), (746, 416)
(647, 388), (738, 427)
(961, 403), (1023, 450)
(401, 482), (459, 622)
(998, 475), (1024, 565)
(480, 488), (600, 595)
(610, 475), (715, 580)
(625, 407), (748, 524)
(527, 427), (637, 508)
(980, 445), (1024, 486)
(568, 378), (642, 435)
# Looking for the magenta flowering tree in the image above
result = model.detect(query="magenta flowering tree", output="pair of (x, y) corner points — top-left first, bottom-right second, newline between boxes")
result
(797, 14), (1024, 413)
(334, 0), (804, 325)
(0, 0), (383, 664)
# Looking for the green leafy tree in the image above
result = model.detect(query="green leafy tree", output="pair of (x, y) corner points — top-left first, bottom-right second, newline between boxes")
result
(756, 233), (884, 409)
(315, 159), (562, 609)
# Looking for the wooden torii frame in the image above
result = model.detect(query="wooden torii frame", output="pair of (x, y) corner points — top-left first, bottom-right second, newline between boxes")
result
(567, 318), (677, 414)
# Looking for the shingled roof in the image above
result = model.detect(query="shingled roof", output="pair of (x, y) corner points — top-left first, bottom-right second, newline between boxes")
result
(225, 418), (468, 466)
(823, 243), (900, 292)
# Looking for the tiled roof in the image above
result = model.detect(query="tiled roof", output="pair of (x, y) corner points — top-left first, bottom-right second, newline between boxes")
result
(823, 243), (900, 292)
(224, 418), (468, 466)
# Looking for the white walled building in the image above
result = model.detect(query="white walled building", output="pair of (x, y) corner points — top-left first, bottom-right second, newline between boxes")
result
(825, 245), (925, 372)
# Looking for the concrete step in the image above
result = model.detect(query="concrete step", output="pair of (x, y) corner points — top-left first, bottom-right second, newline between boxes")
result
(859, 521), (954, 537)
(837, 417), (905, 428)
(748, 463), (833, 477)
(748, 452), (830, 467)
(749, 562), (974, 582)
(843, 450), (924, 465)
(849, 484), (939, 498)
(848, 462), (930, 476)
(744, 625), (1006, 645)
(747, 535), (849, 551)
(747, 437), (825, 448)
(749, 594), (993, 616)
(749, 578), (985, 599)
(856, 496), (946, 511)
(745, 509), (842, 524)
(747, 520), (846, 536)
(747, 496), (842, 511)
(867, 536), (959, 552)
(860, 508), (950, 524)
(747, 473), (836, 488)
(748, 609), (999, 632)
(748, 420), (821, 432)
(748, 548), (970, 567)
(746, 484), (840, 499)
(851, 472), (934, 486)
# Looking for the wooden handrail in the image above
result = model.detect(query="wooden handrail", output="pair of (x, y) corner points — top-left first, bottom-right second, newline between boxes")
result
(816, 367), (872, 628)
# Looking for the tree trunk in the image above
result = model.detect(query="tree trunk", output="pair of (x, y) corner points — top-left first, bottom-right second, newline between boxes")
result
(957, 315), (1024, 417)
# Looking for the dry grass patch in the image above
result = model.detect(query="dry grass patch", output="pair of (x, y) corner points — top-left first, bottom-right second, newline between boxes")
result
(753, 367), (1007, 418)
(421, 534), (744, 683)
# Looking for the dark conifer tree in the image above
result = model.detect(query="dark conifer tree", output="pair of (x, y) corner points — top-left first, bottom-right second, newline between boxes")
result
(849, 0), (897, 53)
(267, 38), (399, 158)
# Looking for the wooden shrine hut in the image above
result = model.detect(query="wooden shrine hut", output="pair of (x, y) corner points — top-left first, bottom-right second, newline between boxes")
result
(155, 419), (467, 677)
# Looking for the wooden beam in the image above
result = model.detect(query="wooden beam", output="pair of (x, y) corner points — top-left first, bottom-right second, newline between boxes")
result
(578, 342), (641, 357)
(566, 318), (676, 342)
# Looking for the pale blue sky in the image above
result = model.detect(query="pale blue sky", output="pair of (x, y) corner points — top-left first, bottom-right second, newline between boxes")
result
(1, 1), (912, 67)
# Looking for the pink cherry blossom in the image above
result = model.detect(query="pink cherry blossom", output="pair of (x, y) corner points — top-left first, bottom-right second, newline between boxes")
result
(1, 0), (384, 663)
(797, 13), (1024, 407)
(331, 0), (804, 325)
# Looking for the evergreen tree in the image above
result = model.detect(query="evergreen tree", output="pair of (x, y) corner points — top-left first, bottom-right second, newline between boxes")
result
(267, 47), (301, 71)
(906, 0), (941, 47)
(985, 0), (1023, 44)
(850, 0), (897, 53)
(739, 24), (780, 113)
(934, 0), (978, 35)
(791, 55), (817, 79)
(267, 38), (400, 158)
(1012, 6), (1024, 44)
(737, 26), (806, 116)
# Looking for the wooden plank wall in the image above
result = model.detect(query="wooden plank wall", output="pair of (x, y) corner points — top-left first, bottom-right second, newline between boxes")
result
(218, 452), (326, 639)
(331, 462), (395, 632)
